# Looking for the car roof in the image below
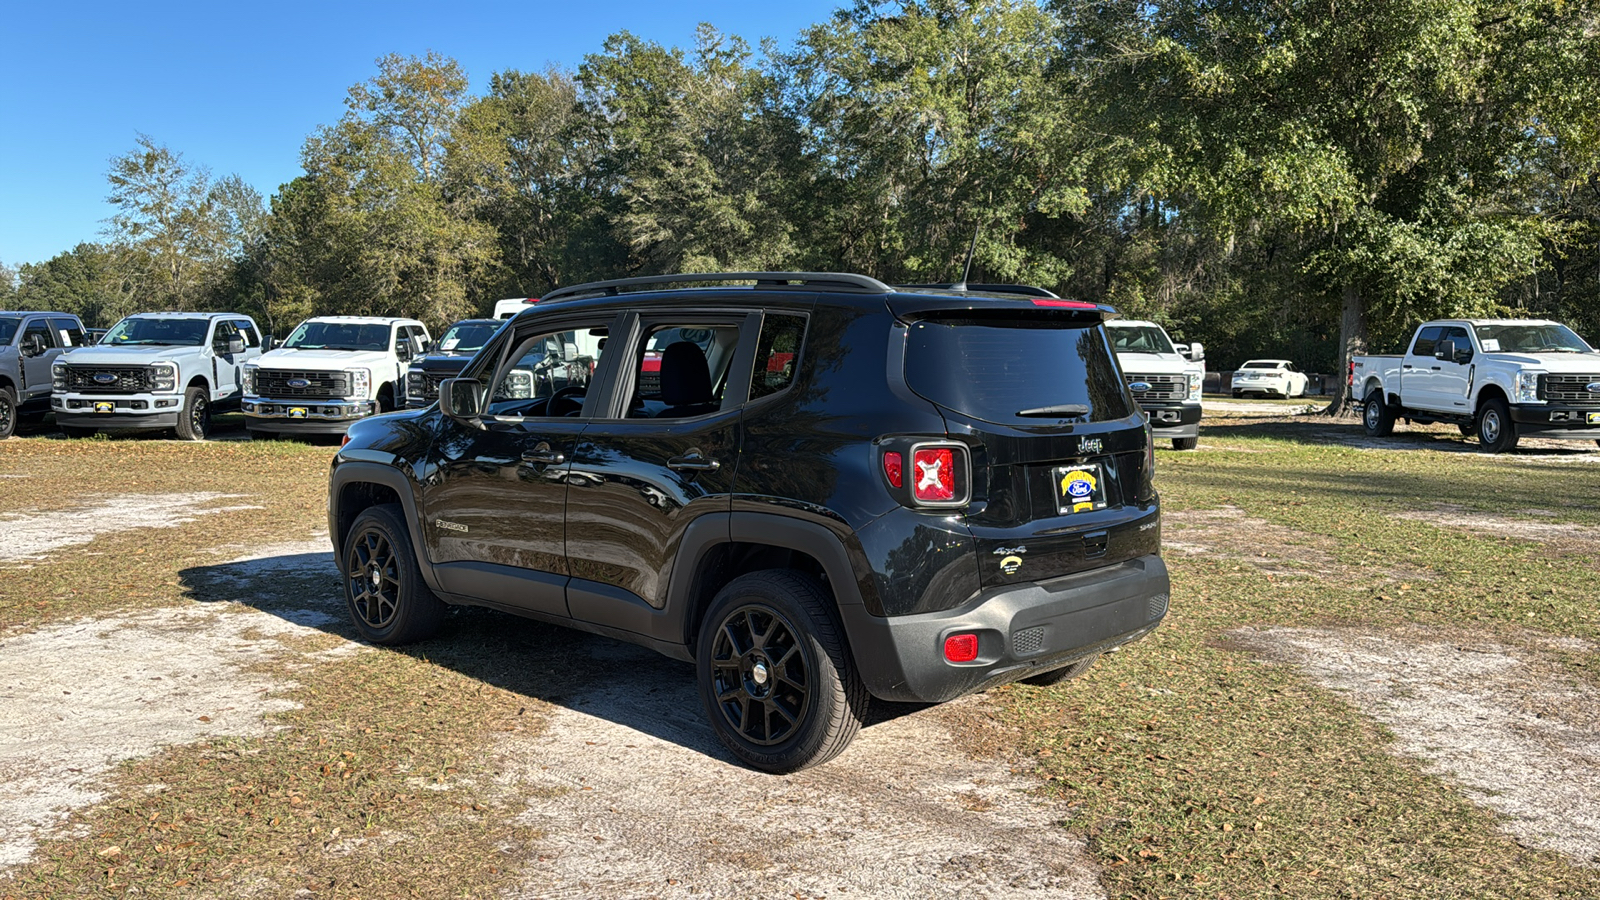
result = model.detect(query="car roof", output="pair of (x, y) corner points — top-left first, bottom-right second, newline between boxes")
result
(121, 311), (248, 319)
(0, 310), (77, 317)
(301, 316), (421, 326)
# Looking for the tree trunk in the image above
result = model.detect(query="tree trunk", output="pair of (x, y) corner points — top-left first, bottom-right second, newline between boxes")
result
(1326, 282), (1368, 416)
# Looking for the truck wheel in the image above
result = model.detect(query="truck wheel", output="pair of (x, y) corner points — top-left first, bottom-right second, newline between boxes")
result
(342, 503), (447, 644)
(697, 570), (868, 773)
(0, 387), (15, 439)
(59, 425), (95, 438)
(1172, 436), (1198, 451)
(1022, 653), (1100, 687)
(1458, 423), (1474, 437)
(1362, 391), (1395, 437)
(1476, 397), (1519, 453)
(1231, 390), (1241, 398)
(174, 387), (210, 441)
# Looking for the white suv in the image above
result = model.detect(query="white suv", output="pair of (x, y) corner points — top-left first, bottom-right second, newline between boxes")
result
(242, 316), (429, 437)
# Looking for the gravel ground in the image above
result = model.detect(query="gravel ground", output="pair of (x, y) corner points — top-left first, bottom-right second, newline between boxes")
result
(0, 493), (262, 564)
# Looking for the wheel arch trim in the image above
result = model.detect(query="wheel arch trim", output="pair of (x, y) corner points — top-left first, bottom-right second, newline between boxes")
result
(328, 460), (440, 593)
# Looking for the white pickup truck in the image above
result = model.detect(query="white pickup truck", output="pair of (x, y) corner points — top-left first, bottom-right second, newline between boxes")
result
(1105, 320), (1205, 450)
(1352, 318), (1600, 452)
(242, 316), (429, 437)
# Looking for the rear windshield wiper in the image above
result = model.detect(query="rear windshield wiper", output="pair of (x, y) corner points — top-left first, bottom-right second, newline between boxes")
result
(1016, 403), (1090, 418)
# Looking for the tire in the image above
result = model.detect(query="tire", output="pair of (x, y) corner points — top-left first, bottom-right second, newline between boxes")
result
(696, 570), (868, 773)
(1362, 390), (1395, 437)
(377, 385), (395, 414)
(1476, 397), (1519, 453)
(1022, 653), (1100, 687)
(1458, 423), (1475, 437)
(174, 386), (210, 441)
(0, 387), (15, 440)
(1172, 436), (1198, 451)
(59, 425), (95, 439)
(1231, 390), (1241, 398)
(341, 503), (447, 644)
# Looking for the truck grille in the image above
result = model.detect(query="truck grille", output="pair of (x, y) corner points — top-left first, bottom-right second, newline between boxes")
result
(1123, 373), (1187, 403)
(412, 371), (446, 400)
(62, 365), (149, 393)
(256, 370), (349, 399)
(1539, 374), (1600, 406)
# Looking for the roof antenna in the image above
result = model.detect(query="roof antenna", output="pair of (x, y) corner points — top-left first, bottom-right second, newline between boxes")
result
(953, 225), (980, 291)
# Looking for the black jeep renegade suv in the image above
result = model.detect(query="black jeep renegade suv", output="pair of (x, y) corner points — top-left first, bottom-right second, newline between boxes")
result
(328, 272), (1169, 772)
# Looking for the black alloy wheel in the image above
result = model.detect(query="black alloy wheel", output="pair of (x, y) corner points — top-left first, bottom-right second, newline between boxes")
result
(0, 387), (15, 440)
(175, 386), (210, 441)
(697, 570), (867, 773)
(340, 503), (447, 644)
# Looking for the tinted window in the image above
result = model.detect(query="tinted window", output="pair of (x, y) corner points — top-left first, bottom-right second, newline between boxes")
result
(52, 318), (86, 347)
(0, 317), (18, 345)
(1106, 325), (1175, 355)
(487, 325), (609, 418)
(283, 321), (390, 351)
(905, 319), (1133, 423)
(105, 317), (209, 346)
(1411, 326), (1443, 357)
(23, 319), (55, 349)
(1439, 326), (1471, 358)
(750, 314), (805, 401)
(628, 323), (742, 418)
(230, 320), (260, 347)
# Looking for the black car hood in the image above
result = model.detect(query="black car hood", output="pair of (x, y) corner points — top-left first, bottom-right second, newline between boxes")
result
(414, 354), (474, 374)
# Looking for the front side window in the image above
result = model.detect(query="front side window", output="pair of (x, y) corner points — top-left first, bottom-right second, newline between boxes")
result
(0, 317), (20, 346)
(282, 321), (391, 351)
(1474, 323), (1593, 354)
(1410, 326), (1443, 357)
(23, 319), (55, 350)
(626, 323), (742, 419)
(104, 317), (210, 346)
(1106, 325), (1176, 355)
(487, 325), (609, 418)
(230, 320), (261, 347)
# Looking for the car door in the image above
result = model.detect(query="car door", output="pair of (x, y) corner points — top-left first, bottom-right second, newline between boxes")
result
(1430, 325), (1475, 413)
(1402, 326), (1446, 411)
(19, 317), (58, 402)
(562, 310), (760, 625)
(422, 313), (623, 618)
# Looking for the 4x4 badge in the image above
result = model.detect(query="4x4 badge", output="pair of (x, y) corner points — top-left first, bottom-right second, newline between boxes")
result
(1079, 436), (1103, 455)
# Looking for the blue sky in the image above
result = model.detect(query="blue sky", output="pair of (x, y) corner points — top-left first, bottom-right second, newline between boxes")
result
(0, 0), (844, 268)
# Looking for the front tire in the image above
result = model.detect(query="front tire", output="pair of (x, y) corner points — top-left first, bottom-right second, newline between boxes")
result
(342, 503), (447, 644)
(174, 387), (210, 441)
(696, 570), (868, 773)
(1363, 390), (1396, 437)
(0, 387), (15, 440)
(1172, 436), (1198, 451)
(1476, 397), (1519, 453)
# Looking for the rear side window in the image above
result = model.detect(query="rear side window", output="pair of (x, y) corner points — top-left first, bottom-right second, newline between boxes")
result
(750, 313), (805, 400)
(905, 319), (1133, 423)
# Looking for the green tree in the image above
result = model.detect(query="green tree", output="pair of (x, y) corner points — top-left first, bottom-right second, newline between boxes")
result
(15, 243), (139, 327)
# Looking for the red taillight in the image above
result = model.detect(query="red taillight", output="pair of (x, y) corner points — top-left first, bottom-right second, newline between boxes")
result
(944, 633), (979, 663)
(341, 433), (351, 447)
(1031, 298), (1099, 309)
(883, 451), (903, 488)
(911, 447), (956, 502)
(1347, 359), (1354, 386)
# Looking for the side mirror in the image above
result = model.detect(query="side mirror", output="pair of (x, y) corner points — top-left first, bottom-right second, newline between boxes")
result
(19, 334), (45, 357)
(440, 378), (486, 424)
(262, 334), (275, 351)
(396, 342), (413, 362)
(1187, 341), (1205, 362)
(1435, 340), (1456, 362)
(226, 336), (246, 354)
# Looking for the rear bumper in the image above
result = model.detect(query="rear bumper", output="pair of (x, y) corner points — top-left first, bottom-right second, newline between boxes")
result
(841, 554), (1170, 702)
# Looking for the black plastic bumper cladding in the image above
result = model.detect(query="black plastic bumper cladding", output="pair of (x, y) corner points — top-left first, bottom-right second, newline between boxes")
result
(838, 554), (1170, 703)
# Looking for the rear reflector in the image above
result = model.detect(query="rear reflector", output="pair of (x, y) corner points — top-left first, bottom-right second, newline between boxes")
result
(883, 451), (903, 488)
(912, 447), (956, 502)
(944, 633), (979, 663)
(1031, 298), (1100, 309)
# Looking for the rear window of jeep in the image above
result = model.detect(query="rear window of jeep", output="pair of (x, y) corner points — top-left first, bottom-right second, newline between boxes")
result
(905, 319), (1132, 424)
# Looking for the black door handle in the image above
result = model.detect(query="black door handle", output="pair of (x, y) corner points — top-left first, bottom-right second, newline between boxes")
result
(668, 454), (720, 472)
(1402, 364), (1412, 369)
(1431, 366), (1441, 371)
(522, 443), (565, 465)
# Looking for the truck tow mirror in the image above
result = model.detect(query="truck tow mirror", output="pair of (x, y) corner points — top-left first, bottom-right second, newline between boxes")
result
(1435, 340), (1456, 362)
(19, 334), (45, 357)
(262, 334), (275, 351)
(1188, 341), (1205, 362)
(440, 378), (486, 425)
(226, 336), (246, 354)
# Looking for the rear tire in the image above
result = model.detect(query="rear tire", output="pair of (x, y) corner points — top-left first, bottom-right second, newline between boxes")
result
(1458, 423), (1475, 437)
(1476, 397), (1519, 453)
(1362, 390), (1395, 437)
(1022, 653), (1100, 687)
(342, 503), (447, 644)
(1172, 436), (1198, 451)
(0, 387), (15, 440)
(697, 570), (868, 773)
(174, 387), (210, 441)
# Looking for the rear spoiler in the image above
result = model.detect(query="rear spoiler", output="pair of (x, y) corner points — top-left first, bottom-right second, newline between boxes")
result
(888, 293), (1118, 323)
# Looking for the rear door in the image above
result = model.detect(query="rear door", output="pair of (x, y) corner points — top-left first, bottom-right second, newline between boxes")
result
(897, 310), (1157, 589)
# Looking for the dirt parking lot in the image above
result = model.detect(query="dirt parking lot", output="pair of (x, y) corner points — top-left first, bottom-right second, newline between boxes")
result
(2, 411), (1599, 898)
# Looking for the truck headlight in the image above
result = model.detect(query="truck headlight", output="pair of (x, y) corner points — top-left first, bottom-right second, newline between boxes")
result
(53, 362), (67, 391)
(149, 362), (178, 394)
(1188, 372), (1203, 400)
(346, 368), (371, 400)
(406, 369), (424, 396)
(1516, 371), (1542, 404)
(241, 365), (257, 395)
(503, 368), (533, 400)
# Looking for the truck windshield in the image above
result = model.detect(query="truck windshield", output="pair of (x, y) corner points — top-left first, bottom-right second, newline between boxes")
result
(905, 319), (1133, 424)
(284, 321), (391, 352)
(1473, 323), (1593, 354)
(436, 321), (499, 353)
(103, 317), (209, 346)
(1106, 325), (1176, 355)
(0, 317), (19, 345)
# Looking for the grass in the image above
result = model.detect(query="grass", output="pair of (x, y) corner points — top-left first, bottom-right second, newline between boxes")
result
(3, 412), (1600, 897)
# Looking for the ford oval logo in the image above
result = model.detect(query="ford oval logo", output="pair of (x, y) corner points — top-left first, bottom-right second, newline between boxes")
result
(1587, 382), (1600, 393)
(1129, 381), (1152, 393)
(93, 373), (117, 384)
(286, 378), (311, 388)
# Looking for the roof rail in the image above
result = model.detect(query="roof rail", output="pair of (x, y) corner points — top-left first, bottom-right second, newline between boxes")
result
(892, 282), (1061, 299)
(541, 272), (893, 303)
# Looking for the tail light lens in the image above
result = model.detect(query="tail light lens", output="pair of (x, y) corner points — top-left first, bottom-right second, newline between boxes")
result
(877, 439), (971, 509)
(883, 451), (903, 488)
